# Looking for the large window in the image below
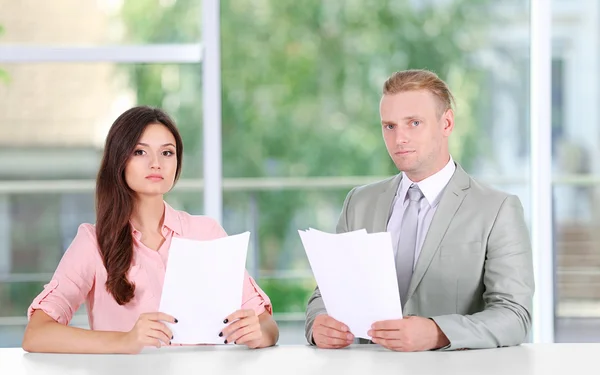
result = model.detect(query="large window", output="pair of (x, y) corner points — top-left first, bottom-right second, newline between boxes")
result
(2, 0), (596, 348)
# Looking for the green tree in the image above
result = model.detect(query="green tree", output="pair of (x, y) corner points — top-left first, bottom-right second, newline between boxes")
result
(120, 0), (494, 313)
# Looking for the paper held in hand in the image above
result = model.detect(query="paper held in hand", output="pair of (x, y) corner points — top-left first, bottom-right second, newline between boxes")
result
(158, 232), (250, 344)
(299, 228), (403, 339)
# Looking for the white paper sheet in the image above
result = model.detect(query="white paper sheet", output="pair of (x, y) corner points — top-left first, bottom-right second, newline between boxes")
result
(299, 229), (402, 339)
(158, 232), (250, 344)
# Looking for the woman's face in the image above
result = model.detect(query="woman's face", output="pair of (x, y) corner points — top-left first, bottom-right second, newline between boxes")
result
(124, 123), (178, 198)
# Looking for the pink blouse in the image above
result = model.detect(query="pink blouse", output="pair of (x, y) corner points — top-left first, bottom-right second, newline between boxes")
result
(27, 202), (272, 332)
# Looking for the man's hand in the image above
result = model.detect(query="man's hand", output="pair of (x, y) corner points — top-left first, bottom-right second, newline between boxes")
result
(367, 316), (449, 352)
(312, 314), (354, 349)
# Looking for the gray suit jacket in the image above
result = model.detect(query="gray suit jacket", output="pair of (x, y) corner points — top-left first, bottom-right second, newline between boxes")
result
(305, 163), (534, 350)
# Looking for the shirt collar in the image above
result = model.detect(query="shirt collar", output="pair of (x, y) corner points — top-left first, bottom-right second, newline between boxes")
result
(162, 201), (182, 236)
(130, 201), (182, 237)
(397, 156), (456, 207)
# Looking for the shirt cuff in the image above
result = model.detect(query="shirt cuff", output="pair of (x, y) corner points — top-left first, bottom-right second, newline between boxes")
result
(27, 279), (70, 325)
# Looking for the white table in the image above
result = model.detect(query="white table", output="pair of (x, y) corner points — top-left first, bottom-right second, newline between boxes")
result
(1, 344), (598, 375)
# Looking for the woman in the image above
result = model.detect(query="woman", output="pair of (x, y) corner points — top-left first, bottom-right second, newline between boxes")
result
(22, 106), (279, 354)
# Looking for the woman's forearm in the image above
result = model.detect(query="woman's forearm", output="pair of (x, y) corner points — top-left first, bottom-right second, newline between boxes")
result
(22, 310), (129, 354)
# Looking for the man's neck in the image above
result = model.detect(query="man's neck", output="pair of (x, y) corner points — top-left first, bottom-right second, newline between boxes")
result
(404, 155), (451, 183)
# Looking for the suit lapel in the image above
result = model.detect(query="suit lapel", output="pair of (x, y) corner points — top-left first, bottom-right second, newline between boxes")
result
(371, 174), (403, 233)
(405, 164), (471, 302)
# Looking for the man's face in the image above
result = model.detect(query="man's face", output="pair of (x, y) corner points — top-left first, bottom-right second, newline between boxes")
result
(380, 89), (454, 181)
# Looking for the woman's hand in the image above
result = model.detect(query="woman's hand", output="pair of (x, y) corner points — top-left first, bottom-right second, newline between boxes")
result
(121, 312), (177, 354)
(219, 309), (262, 349)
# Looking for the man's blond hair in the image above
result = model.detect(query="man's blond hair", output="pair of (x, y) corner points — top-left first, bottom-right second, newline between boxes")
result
(382, 69), (456, 116)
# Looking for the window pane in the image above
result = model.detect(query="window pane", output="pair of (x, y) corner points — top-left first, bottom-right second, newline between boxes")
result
(552, 0), (600, 343)
(0, 62), (203, 348)
(223, 188), (349, 284)
(0, 282), (46, 317)
(221, 0), (530, 343)
(0, 62), (203, 178)
(0, 0), (201, 45)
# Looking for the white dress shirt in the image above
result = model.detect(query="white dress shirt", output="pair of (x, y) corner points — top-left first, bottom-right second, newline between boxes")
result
(387, 156), (456, 268)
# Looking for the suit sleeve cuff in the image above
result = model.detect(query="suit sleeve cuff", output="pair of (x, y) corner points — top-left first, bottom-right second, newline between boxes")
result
(306, 309), (327, 345)
(429, 316), (457, 351)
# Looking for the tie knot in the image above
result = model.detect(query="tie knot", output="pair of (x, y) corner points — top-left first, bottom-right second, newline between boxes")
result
(407, 184), (424, 202)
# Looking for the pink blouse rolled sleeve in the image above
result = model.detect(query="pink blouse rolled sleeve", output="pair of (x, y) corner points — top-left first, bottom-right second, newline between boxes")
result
(206, 219), (272, 316)
(27, 224), (97, 325)
(241, 270), (272, 315)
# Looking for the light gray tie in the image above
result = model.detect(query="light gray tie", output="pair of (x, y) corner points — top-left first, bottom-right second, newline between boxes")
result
(395, 184), (424, 307)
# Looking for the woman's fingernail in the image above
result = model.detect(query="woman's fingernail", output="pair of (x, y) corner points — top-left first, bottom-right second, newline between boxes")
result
(174, 318), (179, 323)
(223, 319), (228, 324)
(224, 340), (228, 344)
(171, 335), (174, 339)
(219, 332), (223, 337)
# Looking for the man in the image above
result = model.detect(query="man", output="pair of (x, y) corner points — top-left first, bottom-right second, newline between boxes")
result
(304, 69), (534, 351)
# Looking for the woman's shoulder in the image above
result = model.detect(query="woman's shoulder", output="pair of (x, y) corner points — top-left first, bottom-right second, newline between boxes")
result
(71, 223), (99, 243)
(61, 223), (102, 261)
(176, 209), (219, 225)
(173, 209), (227, 240)
(77, 222), (97, 234)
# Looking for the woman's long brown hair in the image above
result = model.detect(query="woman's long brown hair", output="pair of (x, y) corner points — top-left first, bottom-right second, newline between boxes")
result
(96, 106), (183, 305)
